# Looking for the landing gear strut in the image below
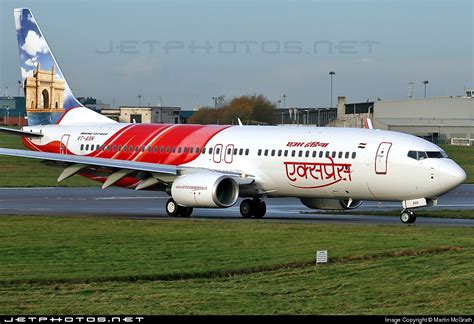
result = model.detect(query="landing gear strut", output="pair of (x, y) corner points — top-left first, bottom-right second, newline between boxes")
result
(400, 209), (416, 224)
(165, 198), (193, 217)
(239, 198), (266, 218)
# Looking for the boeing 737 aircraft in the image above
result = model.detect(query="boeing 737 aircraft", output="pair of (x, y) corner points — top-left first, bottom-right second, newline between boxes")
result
(0, 9), (466, 223)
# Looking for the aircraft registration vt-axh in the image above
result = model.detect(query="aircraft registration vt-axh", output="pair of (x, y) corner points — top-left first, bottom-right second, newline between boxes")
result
(0, 8), (466, 223)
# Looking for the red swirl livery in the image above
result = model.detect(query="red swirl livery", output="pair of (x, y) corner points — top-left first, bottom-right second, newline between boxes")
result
(0, 8), (466, 223)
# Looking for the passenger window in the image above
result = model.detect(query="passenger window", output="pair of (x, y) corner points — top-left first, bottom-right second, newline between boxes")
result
(352, 152), (356, 159)
(338, 152), (343, 158)
(135, 146), (139, 152)
(111, 145), (116, 151)
(271, 149), (275, 156)
(278, 150), (282, 157)
(160, 146), (164, 153)
(196, 147), (200, 154)
(345, 152), (349, 159)
(258, 149), (262, 156)
(298, 151), (303, 157)
(208, 147), (213, 154)
(319, 151), (324, 158)
(233, 148), (237, 155)
(85, 144), (89, 150)
(312, 151), (317, 158)
(178, 147), (182, 154)
(239, 148), (243, 155)
(166, 146), (170, 153)
(153, 146), (158, 153)
(107, 145), (111, 151)
(202, 147), (206, 154)
(227, 148), (232, 155)
(123, 145), (127, 152)
(190, 147), (194, 154)
(331, 151), (336, 158)
(305, 151), (310, 158)
(184, 147), (188, 153)
(284, 150), (288, 157)
(141, 146), (146, 152)
(264, 149), (268, 156)
(245, 149), (249, 156)
(325, 151), (330, 158)
(216, 148), (221, 155)
(80, 144), (84, 150)
(172, 147), (176, 153)
(292, 150), (296, 157)
(148, 146), (152, 152)
(118, 145), (122, 151)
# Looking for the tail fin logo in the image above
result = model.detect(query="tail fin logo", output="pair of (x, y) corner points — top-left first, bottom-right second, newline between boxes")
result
(14, 8), (82, 125)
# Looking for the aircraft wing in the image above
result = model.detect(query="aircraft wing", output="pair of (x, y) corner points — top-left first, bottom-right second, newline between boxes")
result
(0, 148), (254, 189)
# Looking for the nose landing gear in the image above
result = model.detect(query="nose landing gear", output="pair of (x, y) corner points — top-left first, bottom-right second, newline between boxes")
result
(400, 209), (416, 224)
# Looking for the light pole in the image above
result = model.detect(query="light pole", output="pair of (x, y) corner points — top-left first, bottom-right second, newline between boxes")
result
(305, 109), (310, 125)
(423, 80), (429, 98)
(283, 94), (286, 109)
(329, 71), (335, 108)
(137, 94), (142, 106)
(18, 80), (21, 96)
(212, 97), (219, 124)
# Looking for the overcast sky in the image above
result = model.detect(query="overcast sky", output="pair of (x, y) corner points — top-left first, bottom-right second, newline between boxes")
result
(1, 0), (472, 109)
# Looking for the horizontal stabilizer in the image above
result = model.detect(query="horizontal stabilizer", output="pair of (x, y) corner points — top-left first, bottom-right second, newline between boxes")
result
(0, 127), (43, 138)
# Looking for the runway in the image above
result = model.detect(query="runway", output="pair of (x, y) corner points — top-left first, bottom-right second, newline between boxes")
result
(0, 185), (473, 226)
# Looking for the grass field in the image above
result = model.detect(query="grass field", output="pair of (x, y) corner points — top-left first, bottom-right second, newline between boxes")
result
(0, 134), (97, 187)
(312, 209), (474, 219)
(0, 216), (472, 314)
(0, 134), (473, 186)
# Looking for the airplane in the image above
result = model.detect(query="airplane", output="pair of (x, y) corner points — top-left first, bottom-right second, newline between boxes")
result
(0, 8), (466, 224)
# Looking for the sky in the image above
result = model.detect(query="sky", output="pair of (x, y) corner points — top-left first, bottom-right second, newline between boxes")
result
(0, 0), (472, 110)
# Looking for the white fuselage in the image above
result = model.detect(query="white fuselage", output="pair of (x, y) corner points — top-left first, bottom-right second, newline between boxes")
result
(23, 122), (466, 202)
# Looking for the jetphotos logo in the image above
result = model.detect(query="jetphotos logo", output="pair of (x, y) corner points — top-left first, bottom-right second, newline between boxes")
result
(284, 157), (353, 189)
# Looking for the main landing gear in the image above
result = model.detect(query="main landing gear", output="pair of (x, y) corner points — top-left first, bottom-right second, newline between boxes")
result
(166, 198), (193, 217)
(400, 209), (416, 224)
(240, 198), (267, 218)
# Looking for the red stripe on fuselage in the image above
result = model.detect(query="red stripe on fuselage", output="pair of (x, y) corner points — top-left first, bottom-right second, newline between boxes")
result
(22, 124), (231, 166)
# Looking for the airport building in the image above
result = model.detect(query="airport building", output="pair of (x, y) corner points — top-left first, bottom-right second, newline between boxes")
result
(101, 106), (182, 124)
(0, 96), (27, 126)
(331, 92), (474, 143)
(276, 107), (337, 126)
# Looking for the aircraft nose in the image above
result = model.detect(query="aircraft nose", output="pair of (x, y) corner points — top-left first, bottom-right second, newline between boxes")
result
(438, 159), (466, 194)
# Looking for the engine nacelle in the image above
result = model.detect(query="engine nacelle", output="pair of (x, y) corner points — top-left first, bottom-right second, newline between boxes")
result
(171, 172), (239, 208)
(300, 198), (363, 210)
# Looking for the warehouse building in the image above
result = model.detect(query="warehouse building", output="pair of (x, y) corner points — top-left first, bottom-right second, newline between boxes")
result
(331, 92), (473, 143)
(0, 96), (27, 126)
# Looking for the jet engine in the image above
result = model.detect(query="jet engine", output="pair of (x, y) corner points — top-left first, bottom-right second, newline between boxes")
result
(171, 172), (239, 208)
(300, 198), (363, 210)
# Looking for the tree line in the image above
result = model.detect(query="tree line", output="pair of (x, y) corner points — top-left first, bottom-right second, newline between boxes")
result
(189, 94), (278, 125)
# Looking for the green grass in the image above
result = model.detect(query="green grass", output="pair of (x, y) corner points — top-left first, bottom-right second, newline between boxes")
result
(0, 134), (98, 187)
(310, 209), (474, 219)
(0, 216), (472, 314)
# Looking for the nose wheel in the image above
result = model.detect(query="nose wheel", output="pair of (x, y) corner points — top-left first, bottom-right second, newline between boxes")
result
(400, 209), (416, 224)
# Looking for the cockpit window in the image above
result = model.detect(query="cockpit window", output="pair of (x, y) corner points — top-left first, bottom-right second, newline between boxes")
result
(408, 150), (448, 160)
